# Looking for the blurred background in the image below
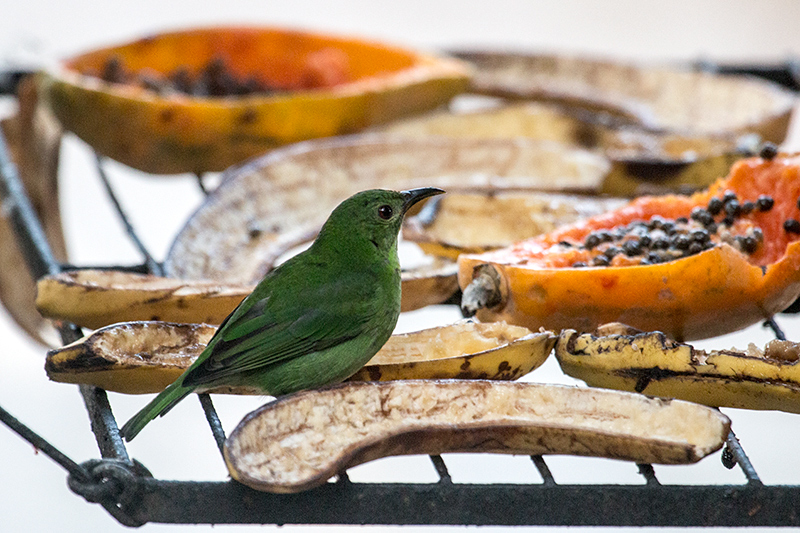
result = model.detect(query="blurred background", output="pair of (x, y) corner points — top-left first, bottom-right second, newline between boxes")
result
(2, 1), (800, 531)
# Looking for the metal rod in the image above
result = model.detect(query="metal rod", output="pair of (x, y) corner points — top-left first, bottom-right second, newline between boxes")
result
(1, 125), (131, 462)
(530, 455), (556, 486)
(198, 394), (226, 453)
(79, 385), (131, 462)
(764, 317), (787, 341)
(133, 480), (800, 527)
(195, 172), (209, 195)
(429, 455), (451, 483)
(636, 463), (661, 486)
(0, 403), (91, 483)
(725, 430), (762, 486)
(94, 153), (163, 276)
(59, 262), (151, 274)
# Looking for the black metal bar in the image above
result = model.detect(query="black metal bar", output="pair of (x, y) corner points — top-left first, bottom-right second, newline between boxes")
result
(636, 463), (660, 486)
(0, 403), (91, 483)
(129, 480), (800, 527)
(195, 172), (209, 195)
(428, 455), (451, 483)
(725, 430), (763, 486)
(1, 125), (132, 463)
(197, 394), (226, 453)
(765, 317), (787, 341)
(692, 58), (800, 91)
(529, 455), (556, 486)
(94, 153), (163, 276)
(79, 385), (131, 462)
(58, 262), (152, 274)
(0, 69), (34, 96)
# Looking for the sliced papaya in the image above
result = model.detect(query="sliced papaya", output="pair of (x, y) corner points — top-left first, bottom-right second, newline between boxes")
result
(459, 152), (800, 340)
(38, 26), (471, 174)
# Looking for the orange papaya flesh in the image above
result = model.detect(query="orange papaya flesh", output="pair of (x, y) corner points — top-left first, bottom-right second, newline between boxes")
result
(39, 27), (471, 174)
(458, 153), (800, 341)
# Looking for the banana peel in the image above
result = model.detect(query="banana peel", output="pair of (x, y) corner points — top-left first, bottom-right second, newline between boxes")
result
(224, 379), (731, 493)
(35, 270), (248, 330)
(403, 190), (626, 260)
(35, 262), (459, 330)
(45, 321), (216, 394)
(163, 136), (610, 284)
(556, 325), (800, 413)
(45, 319), (553, 394)
(383, 102), (754, 197)
(349, 320), (554, 381)
(452, 51), (795, 141)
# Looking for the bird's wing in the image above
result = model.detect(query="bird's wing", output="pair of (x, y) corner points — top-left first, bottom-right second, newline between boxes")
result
(182, 276), (375, 386)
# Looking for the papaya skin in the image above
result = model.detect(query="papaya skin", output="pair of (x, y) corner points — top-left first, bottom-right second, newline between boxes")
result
(458, 153), (800, 341)
(38, 26), (471, 174)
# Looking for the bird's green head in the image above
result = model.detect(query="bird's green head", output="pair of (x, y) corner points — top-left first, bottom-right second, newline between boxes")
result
(314, 187), (445, 256)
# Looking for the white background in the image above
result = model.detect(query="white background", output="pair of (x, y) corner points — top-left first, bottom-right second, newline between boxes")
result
(2, 1), (800, 532)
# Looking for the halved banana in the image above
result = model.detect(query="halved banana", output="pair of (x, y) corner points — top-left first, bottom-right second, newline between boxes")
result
(556, 325), (800, 413)
(403, 190), (626, 260)
(350, 320), (554, 381)
(224, 379), (731, 493)
(35, 262), (459, 330)
(45, 320), (552, 394)
(35, 270), (247, 330)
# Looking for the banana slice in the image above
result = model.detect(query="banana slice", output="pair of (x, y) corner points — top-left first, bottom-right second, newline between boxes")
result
(35, 270), (248, 330)
(35, 262), (459, 330)
(224, 379), (731, 493)
(45, 320), (551, 394)
(556, 326), (800, 413)
(403, 190), (626, 260)
(350, 320), (554, 381)
(45, 321), (216, 394)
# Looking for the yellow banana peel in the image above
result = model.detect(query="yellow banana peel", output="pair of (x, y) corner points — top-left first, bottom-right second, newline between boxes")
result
(556, 325), (800, 413)
(224, 379), (730, 493)
(36, 263), (459, 330)
(46, 320), (553, 394)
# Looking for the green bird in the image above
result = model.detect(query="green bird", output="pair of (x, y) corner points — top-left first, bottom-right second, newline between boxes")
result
(120, 187), (444, 441)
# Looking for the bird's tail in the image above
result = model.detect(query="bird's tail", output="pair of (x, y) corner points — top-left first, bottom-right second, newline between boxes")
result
(119, 379), (194, 441)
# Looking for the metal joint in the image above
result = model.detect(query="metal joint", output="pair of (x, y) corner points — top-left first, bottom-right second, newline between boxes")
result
(67, 458), (152, 527)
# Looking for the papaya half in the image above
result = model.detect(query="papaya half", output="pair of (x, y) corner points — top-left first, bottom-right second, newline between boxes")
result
(458, 151), (800, 341)
(38, 26), (471, 174)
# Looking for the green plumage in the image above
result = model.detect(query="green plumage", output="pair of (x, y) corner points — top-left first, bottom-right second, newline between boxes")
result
(120, 187), (443, 441)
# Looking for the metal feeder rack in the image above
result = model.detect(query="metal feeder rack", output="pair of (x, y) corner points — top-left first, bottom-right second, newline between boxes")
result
(1, 61), (800, 528)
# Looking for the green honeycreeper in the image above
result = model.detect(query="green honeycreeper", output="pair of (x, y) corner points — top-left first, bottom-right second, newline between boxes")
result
(120, 187), (444, 441)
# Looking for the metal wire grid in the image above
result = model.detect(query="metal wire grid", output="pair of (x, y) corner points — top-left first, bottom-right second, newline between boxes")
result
(2, 64), (800, 527)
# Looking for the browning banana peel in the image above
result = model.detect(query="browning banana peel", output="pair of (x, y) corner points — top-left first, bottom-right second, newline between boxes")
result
(45, 320), (551, 394)
(402, 191), (625, 260)
(224, 379), (730, 493)
(349, 320), (554, 381)
(556, 327), (800, 413)
(35, 270), (249, 330)
(36, 264), (459, 330)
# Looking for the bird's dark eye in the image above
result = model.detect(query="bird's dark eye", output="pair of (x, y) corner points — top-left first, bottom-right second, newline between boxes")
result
(377, 205), (393, 220)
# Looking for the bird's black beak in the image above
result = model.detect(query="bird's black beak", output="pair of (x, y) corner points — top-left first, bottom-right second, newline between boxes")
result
(401, 187), (445, 214)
